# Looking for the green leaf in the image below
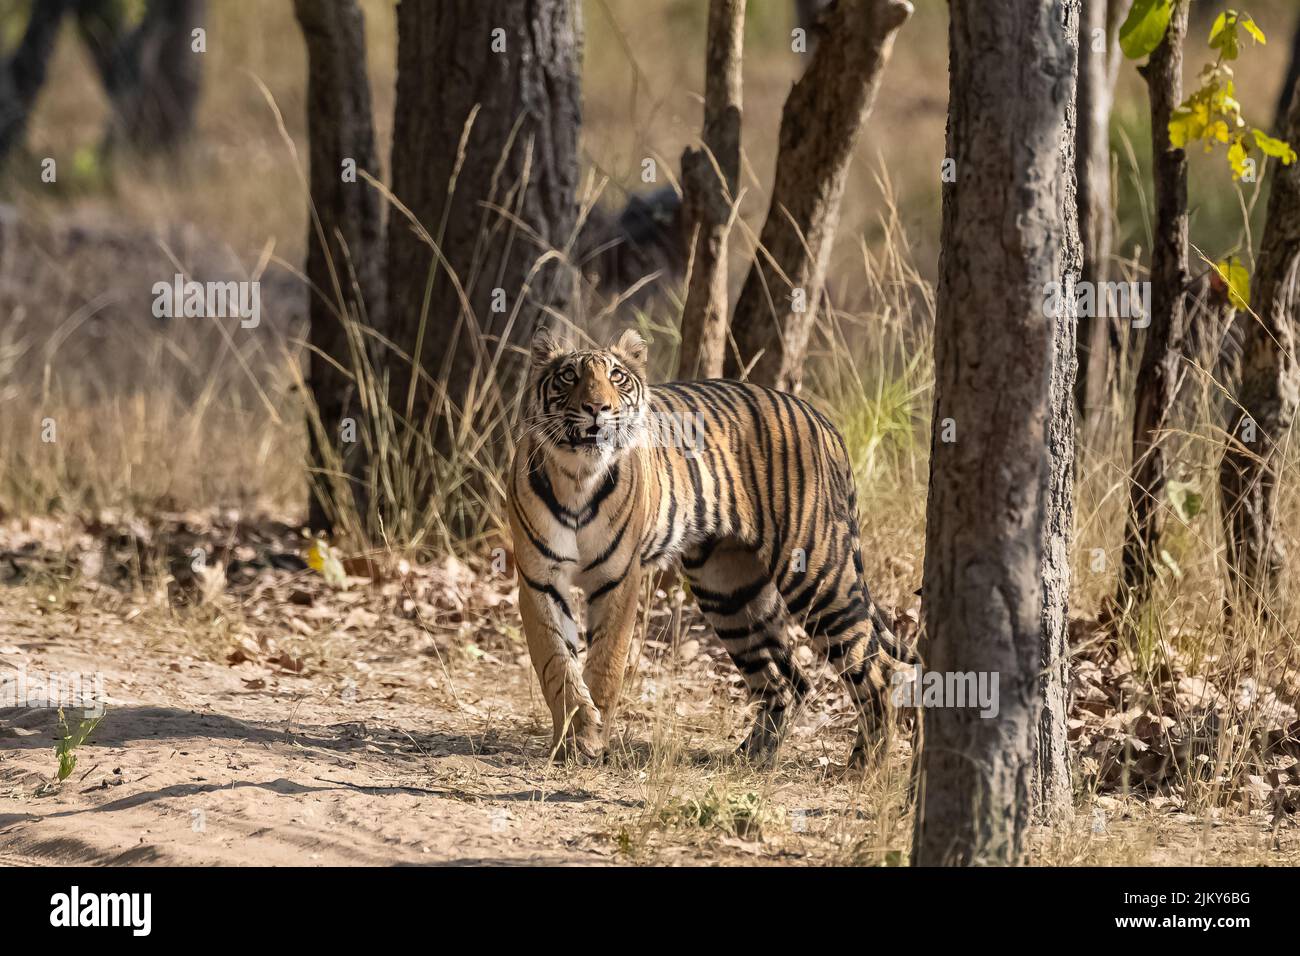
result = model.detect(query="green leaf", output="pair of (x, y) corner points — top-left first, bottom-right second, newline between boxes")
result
(54, 708), (104, 782)
(1166, 480), (1203, 522)
(1208, 11), (1228, 45)
(1209, 12), (1241, 60)
(1214, 257), (1251, 311)
(1120, 0), (1174, 60)
(1240, 14), (1266, 46)
(1252, 128), (1297, 164)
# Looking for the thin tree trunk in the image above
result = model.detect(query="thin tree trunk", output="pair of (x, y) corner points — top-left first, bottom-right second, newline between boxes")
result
(1274, 14), (1300, 133)
(0, 0), (74, 162)
(1039, 121), (1080, 821)
(1074, 0), (1130, 421)
(1220, 76), (1300, 620)
(677, 0), (745, 381)
(914, 0), (1079, 867)
(293, 0), (385, 538)
(793, 0), (833, 57)
(1118, 0), (1189, 610)
(78, 0), (206, 154)
(385, 0), (580, 472)
(723, 0), (911, 392)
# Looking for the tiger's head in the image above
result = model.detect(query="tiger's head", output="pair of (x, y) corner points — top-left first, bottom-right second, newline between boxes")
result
(525, 326), (650, 466)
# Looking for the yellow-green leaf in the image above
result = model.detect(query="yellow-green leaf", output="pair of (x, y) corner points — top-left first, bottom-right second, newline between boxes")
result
(1240, 15), (1266, 46)
(1252, 128), (1297, 164)
(1227, 136), (1250, 178)
(1208, 11), (1228, 44)
(1215, 257), (1251, 311)
(1168, 109), (1194, 149)
(306, 539), (346, 588)
(1121, 0), (1174, 60)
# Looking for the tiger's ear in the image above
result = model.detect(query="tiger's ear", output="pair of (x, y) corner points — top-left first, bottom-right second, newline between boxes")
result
(612, 328), (648, 375)
(531, 326), (565, 369)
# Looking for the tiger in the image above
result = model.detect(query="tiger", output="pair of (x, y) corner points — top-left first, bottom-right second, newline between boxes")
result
(507, 326), (910, 767)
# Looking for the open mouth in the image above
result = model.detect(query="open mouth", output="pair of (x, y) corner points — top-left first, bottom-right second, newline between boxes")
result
(565, 424), (603, 448)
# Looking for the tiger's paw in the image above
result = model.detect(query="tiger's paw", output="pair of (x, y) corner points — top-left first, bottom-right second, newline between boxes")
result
(551, 707), (606, 764)
(844, 733), (885, 774)
(734, 725), (781, 769)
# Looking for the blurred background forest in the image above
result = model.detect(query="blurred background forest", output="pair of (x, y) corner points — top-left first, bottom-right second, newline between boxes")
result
(1, 1), (1297, 604)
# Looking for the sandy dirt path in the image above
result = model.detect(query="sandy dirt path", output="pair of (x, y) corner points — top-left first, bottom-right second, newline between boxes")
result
(1, 521), (1295, 867)
(0, 576), (900, 866)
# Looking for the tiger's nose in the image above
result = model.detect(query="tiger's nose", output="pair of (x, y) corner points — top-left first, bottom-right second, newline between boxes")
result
(583, 400), (611, 418)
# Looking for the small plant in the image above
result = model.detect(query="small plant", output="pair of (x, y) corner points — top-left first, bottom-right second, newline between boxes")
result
(660, 786), (779, 840)
(614, 826), (636, 859)
(55, 707), (105, 782)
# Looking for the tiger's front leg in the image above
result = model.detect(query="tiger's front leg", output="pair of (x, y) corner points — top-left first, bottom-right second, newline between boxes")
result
(516, 573), (604, 761)
(581, 561), (642, 754)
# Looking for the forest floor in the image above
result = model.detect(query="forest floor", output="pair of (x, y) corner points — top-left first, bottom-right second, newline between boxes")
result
(1, 511), (1297, 867)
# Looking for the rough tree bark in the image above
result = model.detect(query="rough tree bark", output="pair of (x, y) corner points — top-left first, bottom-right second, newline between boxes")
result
(914, 0), (1079, 867)
(723, 0), (911, 392)
(76, 0), (206, 153)
(293, 0), (385, 537)
(1074, 0), (1131, 421)
(676, 0), (745, 381)
(1118, 0), (1189, 610)
(385, 0), (580, 451)
(1219, 76), (1300, 620)
(1274, 14), (1300, 132)
(0, 0), (74, 161)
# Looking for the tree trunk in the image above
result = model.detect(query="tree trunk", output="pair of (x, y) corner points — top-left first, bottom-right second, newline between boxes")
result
(723, 0), (911, 392)
(77, 0), (206, 153)
(1118, 0), (1189, 610)
(293, 0), (386, 539)
(1220, 76), (1300, 620)
(1074, 0), (1130, 421)
(676, 0), (745, 381)
(385, 0), (581, 461)
(0, 0), (74, 161)
(1274, 14), (1300, 133)
(913, 0), (1079, 867)
(793, 0), (833, 57)
(575, 186), (685, 307)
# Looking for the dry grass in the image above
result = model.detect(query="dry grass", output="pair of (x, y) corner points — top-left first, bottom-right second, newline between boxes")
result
(1, 0), (1299, 864)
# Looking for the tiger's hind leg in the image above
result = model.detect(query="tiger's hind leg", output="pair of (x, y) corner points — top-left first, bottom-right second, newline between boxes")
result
(684, 539), (810, 766)
(798, 565), (909, 769)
